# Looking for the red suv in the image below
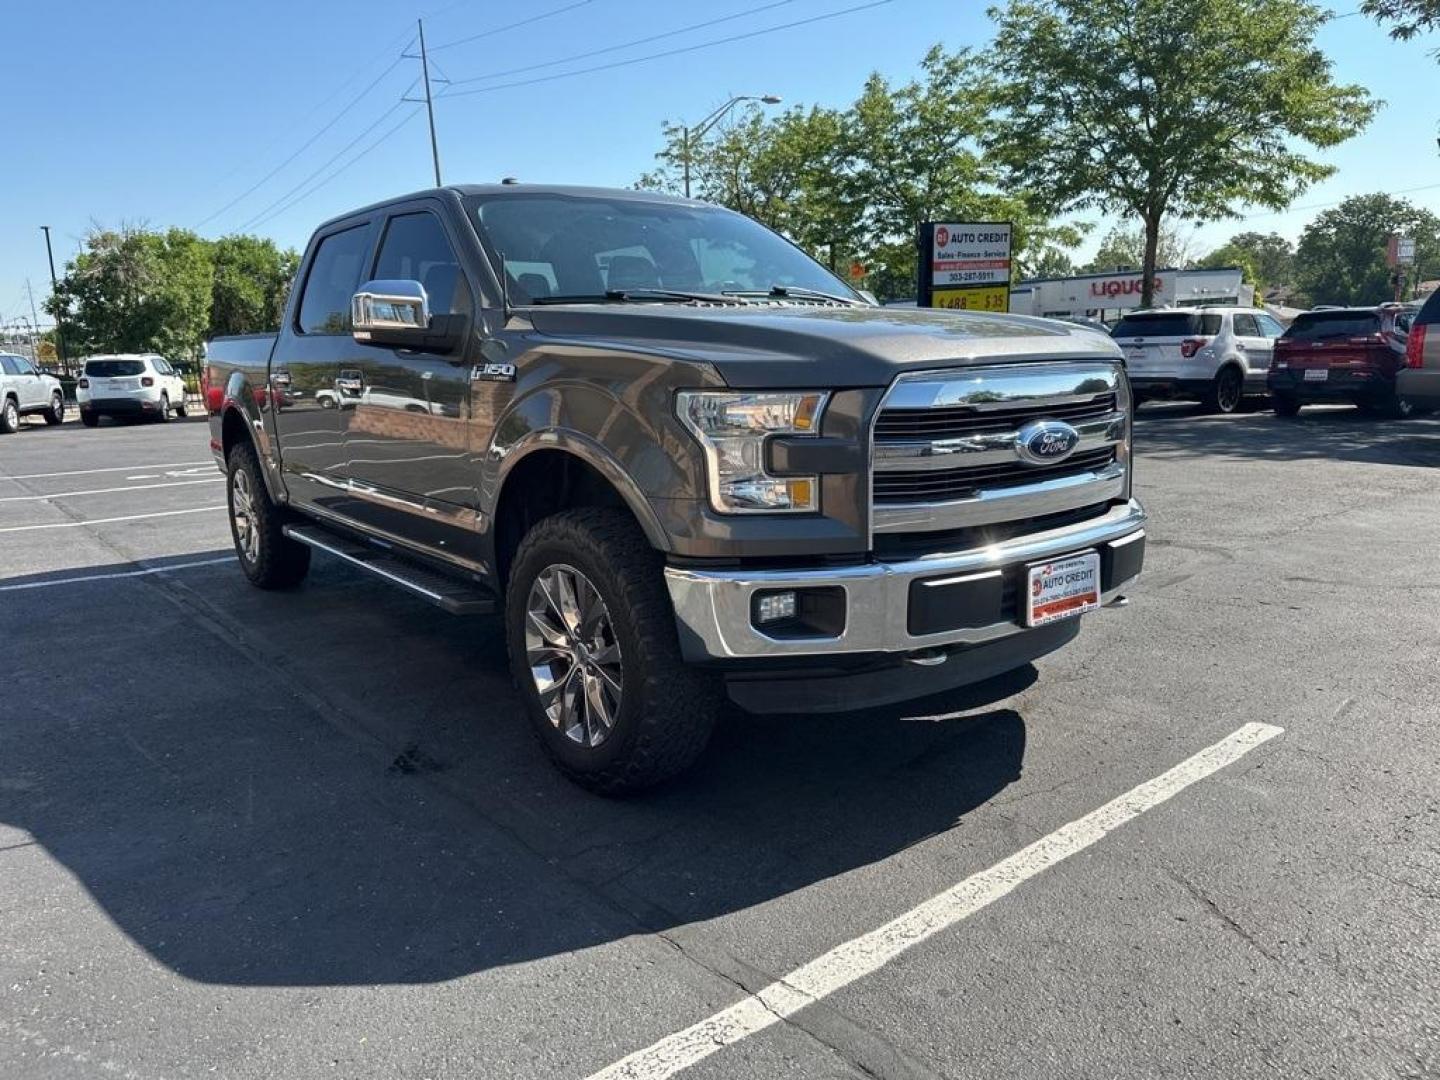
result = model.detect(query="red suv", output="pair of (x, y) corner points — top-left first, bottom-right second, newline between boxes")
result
(1269, 305), (1416, 418)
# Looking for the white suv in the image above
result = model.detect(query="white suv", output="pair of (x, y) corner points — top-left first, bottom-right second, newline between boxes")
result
(77, 354), (189, 427)
(1112, 306), (1286, 413)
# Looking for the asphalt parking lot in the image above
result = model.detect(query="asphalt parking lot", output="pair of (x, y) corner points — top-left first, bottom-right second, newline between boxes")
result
(2, 404), (1438, 1080)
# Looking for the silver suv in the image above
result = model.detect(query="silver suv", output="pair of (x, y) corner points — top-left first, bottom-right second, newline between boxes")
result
(1112, 306), (1286, 413)
(0, 353), (65, 433)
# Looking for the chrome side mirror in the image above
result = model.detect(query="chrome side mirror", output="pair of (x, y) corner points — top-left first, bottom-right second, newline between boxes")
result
(352, 279), (431, 339)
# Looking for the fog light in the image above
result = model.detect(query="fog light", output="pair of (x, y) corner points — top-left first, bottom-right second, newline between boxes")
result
(755, 590), (798, 624)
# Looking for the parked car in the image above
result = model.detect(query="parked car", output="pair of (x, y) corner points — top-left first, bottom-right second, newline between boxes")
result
(77, 354), (189, 426)
(1269, 306), (1416, 417)
(205, 184), (1146, 793)
(0, 352), (66, 432)
(1397, 290), (1440, 410)
(1111, 306), (1284, 413)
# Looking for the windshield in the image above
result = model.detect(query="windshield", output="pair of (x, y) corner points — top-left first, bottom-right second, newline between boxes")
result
(1283, 311), (1381, 340)
(467, 193), (860, 305)
(85, 359), (146, 377)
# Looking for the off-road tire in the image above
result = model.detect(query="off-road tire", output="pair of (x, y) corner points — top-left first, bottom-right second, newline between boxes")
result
(1272, 393), (1301, 417)
(156, 392), (172, 423)
(81, 411), (99, 428)
(226, 441), (311, 590)
(1203, 366), (1244, 414)
(505, 507), (720, 795)
(44, 392), (64, 425)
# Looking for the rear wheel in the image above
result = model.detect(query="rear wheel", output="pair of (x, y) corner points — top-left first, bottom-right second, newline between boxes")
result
(226, 441), (311, 589)
(1204, 366), (1244, 414)
(0, 397), (18, 434)
(156, 392), (172, 423)
(1272, 393), (1301, 417)
(80, 410), (99, 428)
(506, 508), (720, 795)
(44, 392), (64, 425)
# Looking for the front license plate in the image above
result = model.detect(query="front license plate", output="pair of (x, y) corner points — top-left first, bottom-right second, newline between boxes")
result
(1303, 368), (1329, 382)
(1025, 551), (1102, 627)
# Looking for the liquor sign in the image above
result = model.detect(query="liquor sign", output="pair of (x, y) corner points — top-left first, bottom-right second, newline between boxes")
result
(918, 221), (1013, 311)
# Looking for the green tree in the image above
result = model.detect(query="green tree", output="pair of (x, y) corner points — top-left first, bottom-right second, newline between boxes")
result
(986, 0), (1378, 308)
(1294, 193), (1440, 305)
(1362, 0), (1440, 45)
(638, 47), (1085, 301)
(1195, 231), (1295, 287)
(210, 235), (300, 338)
(1084, 221), (1198, 272)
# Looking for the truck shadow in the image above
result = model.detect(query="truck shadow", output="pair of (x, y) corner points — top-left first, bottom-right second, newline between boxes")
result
(0, 554), (1032, 987)
(1134, 403), (1440, 467)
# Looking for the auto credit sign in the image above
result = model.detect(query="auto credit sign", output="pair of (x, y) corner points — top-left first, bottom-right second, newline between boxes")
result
(918, 222), (1013, 312)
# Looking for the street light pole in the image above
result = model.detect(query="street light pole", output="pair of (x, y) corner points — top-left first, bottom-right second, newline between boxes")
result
(680, 94), (781, 199)
(40, 226), (68, 374)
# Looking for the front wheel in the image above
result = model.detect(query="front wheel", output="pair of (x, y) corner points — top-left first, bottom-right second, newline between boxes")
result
(226, 441), (311, 589)
(0, 397), (18, 434)
(1204, 366), (1244, 414)
(44, 392), (64, 425)
(1385, 393), (1418, 420)
(505, 508), (720, 795)
(175, 398), (189, 418)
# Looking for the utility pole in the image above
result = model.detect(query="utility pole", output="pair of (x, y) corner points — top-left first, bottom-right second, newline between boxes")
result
(40, 226), (68, 374)
(418, 19), (442, 187)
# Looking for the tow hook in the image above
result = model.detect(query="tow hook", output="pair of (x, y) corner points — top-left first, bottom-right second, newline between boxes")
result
(905, 648), (949, 667)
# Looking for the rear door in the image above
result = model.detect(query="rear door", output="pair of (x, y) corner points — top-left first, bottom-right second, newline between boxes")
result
(338, 201), (480, 556)
(1231, 312), (1271, 384)
(268, 218), (379, 510)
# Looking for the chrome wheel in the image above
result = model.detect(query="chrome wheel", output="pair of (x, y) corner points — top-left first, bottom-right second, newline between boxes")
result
(524, 564), (623, 748)
(230, 467), (260, 564)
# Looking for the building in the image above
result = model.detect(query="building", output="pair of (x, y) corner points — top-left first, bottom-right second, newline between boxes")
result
(1008, 267), (1253, 320)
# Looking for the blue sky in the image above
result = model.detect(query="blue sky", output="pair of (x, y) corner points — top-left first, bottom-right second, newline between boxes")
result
(3, 0), (1436, 324)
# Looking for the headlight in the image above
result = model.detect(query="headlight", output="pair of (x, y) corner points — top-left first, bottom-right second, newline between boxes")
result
(677, 391), (828, 513)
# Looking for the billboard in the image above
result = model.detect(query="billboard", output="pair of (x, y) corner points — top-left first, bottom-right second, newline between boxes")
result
(918, 222), (1013, 311)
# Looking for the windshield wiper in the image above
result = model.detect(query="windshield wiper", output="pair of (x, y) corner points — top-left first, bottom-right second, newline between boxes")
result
(725, 285), (863, 306)
(530, 288), (749, 305)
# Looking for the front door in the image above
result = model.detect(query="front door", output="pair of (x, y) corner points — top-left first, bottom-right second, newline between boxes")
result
(337, 204), (480, 563)
(12, 356), (46, 409)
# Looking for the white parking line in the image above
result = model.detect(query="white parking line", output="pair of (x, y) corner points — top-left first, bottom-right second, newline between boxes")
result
(0, 506), (227, 533)
(1, 460), (212, 481)
(587, 722), (1285, 1080)
(0, 478), (224, 503)
(0, 556), (235, 592)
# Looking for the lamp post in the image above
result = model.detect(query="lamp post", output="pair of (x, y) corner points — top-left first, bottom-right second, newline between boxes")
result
(40, 226), (69, 375)
(681, 94), (781, 198)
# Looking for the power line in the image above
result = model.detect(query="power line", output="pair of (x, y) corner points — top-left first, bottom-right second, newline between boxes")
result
(1231, 182), (1440, 221)
(438, 0), (892, 99)
(237, 90), (417, 233)
(245, 108), (426, 233)
(444, 0), (799, 87)
(429, 0), (596, 52)
(194, 36), (415, 230)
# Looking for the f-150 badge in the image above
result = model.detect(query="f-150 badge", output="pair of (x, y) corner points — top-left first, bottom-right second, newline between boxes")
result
(471, 362), (516, 382)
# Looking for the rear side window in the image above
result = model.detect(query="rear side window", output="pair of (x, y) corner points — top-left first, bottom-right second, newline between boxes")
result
(372, 212), (471, 318)
(298, 224), (371, 335)
(1283, 312), (1381, 340)
(85, 360), (146, 377)
(1413, 290), (1440, 326)
(1111, 313), (1198, 338)
(1232, 313), (1260, 336)
(0, 356), (18, 375)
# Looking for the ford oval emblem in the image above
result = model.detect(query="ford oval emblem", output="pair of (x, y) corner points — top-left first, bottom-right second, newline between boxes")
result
(1015, 420), (1081, 465)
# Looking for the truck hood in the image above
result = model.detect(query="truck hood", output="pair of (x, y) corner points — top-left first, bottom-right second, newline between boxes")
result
(523, 304), (1121, 388)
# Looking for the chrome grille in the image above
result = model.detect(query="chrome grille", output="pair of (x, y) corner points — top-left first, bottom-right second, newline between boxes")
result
(874, 446), (1117, 504)
(870, 362), (1130, 535)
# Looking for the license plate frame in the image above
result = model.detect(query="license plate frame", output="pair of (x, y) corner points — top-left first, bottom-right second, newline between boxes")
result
(1303, 368), (1329, 382)
(1025, 550), (1102, 628)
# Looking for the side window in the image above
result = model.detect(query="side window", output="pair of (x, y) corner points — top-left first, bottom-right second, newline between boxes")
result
(1256, 313), (1285, 338)
(15, 357), (37, 376)
(1232, 313), (1260, 337)
(0, 356), (17, 376)
(1198, 313), (1223, 335)
(372, 212), (471, 318)
(297, 224), (372, 335)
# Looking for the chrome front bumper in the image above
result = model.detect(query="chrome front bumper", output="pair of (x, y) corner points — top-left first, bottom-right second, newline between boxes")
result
(664, 498), (1146, 661)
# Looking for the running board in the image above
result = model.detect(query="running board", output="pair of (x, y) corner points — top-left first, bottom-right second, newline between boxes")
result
(283, 524), (498, 615)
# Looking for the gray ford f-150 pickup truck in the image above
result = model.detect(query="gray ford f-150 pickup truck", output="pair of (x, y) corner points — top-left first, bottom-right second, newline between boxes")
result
(206, 184), (1145, 793)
